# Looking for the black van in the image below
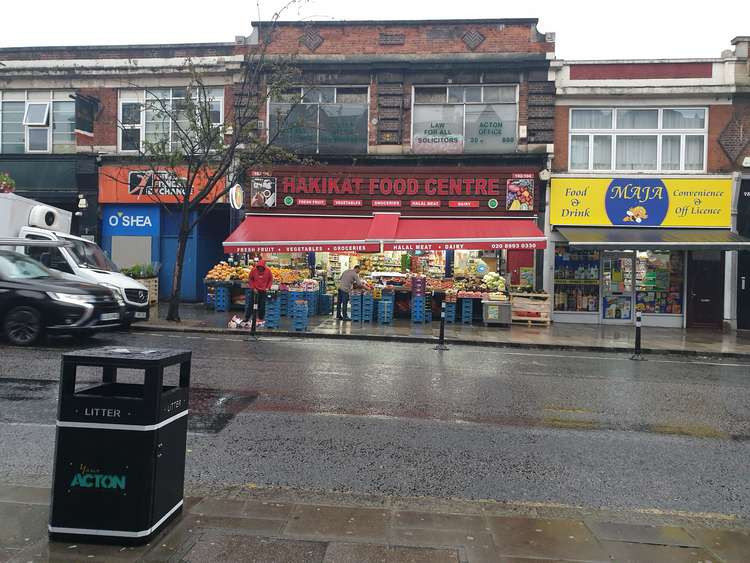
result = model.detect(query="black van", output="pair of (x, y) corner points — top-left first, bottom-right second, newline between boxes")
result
(0, 250), (125, 345)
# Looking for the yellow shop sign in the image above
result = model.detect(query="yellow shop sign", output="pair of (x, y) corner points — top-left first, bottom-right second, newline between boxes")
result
(550, 177), (732, 227)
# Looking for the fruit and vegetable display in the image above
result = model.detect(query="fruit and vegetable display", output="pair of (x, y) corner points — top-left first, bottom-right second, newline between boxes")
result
(482, 272), (506, 292)
(270, 267), (304, 285)
(205, 262), (250, 282)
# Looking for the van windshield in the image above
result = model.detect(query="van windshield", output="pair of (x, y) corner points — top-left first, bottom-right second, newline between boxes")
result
(0, 252), (52, 280)
(65, 239), (119, 272)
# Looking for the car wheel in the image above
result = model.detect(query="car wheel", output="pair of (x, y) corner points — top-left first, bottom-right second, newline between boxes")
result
(3, 306), (43, 346)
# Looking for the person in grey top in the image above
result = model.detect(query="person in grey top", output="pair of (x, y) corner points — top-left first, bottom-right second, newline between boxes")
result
(337, 265), (362, 320)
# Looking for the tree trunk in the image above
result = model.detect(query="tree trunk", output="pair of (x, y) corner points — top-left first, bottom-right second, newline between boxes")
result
(166, 213), (191, 322)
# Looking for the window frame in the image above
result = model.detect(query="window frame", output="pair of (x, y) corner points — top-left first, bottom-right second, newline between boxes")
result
(0, 91), (76, 155)
(266, 85), (371, 155)
(118, 87), (225, 154)
(410, 83), (519, 154)
(568, 107), (708, 173)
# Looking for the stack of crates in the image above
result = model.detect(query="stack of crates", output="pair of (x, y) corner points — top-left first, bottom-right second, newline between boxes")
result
(350, 292), (364, 321)
(279, 291), (289, 317)
(377, 292), (395, 324)
(214, 285), (231, 312)
(361, 293), (374, 323)
(288, 291), (304, 317)
(461, 298), (474, 324)
(304, 290), (318, 317)
(264, 294), (281, 329)
(444, 302), (457, 324)
(292, 300), (308, 331)
(411, 276), (428, 323)
(319, 294), (333, 315)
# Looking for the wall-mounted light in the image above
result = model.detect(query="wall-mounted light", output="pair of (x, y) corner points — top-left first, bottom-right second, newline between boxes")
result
(77, 194), (88, 210)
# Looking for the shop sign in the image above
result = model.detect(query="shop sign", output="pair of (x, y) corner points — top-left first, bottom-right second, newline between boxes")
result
(245, 168), (538, 215)
(385, 241), (543, 251)
(102, 204), (159, 237)
(550, 177), (733, 227)
(228, 243), (381, 253)
(99, 165), (225, 204)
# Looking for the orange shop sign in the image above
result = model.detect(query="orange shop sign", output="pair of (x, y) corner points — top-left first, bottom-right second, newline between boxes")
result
(98, 165), (226, 204)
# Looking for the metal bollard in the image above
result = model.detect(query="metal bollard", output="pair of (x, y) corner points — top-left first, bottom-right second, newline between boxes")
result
(250, 293), (258, 338)
(435, 299), (449, 351)
(631, 310), (644, 361)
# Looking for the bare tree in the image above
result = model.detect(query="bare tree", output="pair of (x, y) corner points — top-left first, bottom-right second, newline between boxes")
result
(110, 7), (311, 321)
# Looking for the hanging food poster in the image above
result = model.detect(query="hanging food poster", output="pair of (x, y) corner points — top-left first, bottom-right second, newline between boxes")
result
(506, 178), (534, 211)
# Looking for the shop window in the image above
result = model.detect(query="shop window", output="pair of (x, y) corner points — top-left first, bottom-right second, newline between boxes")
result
(635, 251), (683, 314)
(268, 86), (368, 155)
(412, 84), (518, 154)
(553, 245), (600, 312)
(0, 92), (76, 154)
(118, 87), (224, 153)
(569, 107), (707, 173)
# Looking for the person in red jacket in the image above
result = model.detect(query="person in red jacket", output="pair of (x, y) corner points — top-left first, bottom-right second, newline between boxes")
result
(246, 259), (273, 325)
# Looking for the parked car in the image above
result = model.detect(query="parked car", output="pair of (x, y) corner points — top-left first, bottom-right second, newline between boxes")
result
(0, 250), (125, 345)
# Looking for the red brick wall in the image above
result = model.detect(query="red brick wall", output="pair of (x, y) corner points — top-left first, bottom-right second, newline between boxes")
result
(570, 62), (713, 80)
(261, 23), (553, 56)
(552, 105), (569, 172)
(75, 88), (118, 148)
(708, 105), (735, 173)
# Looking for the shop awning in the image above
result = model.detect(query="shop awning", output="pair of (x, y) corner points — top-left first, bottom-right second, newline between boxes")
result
(557, 227), (750, 250)
(383, 217), (546, 251)
(224, 214), (546, 253)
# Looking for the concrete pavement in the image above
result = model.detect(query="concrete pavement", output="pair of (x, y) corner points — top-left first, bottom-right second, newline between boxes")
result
(137, 303), (750, 358)
(2, 482), (750, 562)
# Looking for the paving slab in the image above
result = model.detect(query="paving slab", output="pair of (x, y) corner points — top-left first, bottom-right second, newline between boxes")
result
(685, 527), (750, 562)
(284, 505), (390, 542)
(393, 510), (487, 533)
(487, 517), (609, 561)
(181, 531), (327, 563)
(0, 485), (50, 505)
(585, 521), (700, 547)
(391, 529), (498, 563)
(601, 540), (718, 562)
(0, 502), (47, 551)
(190, 514), (286, 535)
(323, 542), (460, 563)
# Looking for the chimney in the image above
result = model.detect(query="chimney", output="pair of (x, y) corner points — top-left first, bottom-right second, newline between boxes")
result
(731, 36), (750, 59)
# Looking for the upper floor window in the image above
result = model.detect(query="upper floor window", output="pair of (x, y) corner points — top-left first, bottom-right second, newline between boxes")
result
(268, 86), (369, 154)
(412, 84), (518, 154)
(118, 87), (224, 153)
(569, 108), (707, 173)
(0, 91), (75, 154)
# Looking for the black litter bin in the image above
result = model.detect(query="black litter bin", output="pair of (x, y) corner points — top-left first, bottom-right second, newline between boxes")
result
(49, 347), (192, 544)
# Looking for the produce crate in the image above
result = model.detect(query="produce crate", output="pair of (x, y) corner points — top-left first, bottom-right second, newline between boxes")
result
(264, 296), (282, 329)
(411, 295), (427, 323)
(511, 293), (552, 326)
(214, 285), (231, 313)
(279, 291), (289, 317)
(304, 291), (318, 316)
(288, 291), (304, 317)
(292, 300), (309, 331)
(460, 298), (474, 324)
(444, 302), (456, 324)
(377, 299), (394, 324)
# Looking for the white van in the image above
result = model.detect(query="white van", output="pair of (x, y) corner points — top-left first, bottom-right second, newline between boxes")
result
(0, 193), (150, 324)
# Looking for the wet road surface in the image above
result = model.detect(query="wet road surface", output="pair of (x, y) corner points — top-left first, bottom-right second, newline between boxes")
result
(1, 331), (749, 519)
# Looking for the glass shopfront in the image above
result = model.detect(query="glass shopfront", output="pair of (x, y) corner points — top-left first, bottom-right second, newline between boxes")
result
(554, 245), (686, 325)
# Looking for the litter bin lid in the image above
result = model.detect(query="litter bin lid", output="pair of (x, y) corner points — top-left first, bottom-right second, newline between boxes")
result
(63, 347), (191, 368)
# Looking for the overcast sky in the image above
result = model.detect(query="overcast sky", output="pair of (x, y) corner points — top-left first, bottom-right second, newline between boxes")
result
(0, 0), (747, 60)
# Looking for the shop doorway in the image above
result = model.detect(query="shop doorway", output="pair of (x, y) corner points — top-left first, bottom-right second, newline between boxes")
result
(687, 251), (724, 329)
(601, 251), (634, 323)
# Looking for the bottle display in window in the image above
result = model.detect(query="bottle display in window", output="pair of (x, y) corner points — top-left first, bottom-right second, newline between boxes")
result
(553, 245), (600, 312)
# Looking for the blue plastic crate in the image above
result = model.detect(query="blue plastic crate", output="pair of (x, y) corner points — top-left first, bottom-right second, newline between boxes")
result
(461, 298), (474, 324)
(214, 286), (230, 312)
(444, 302), (457, 324)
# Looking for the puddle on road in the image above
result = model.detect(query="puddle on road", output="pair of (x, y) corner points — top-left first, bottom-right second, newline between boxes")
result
(0, 379), (256, 434)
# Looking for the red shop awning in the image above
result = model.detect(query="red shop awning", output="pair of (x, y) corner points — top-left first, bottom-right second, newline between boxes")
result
(223, 214), (546, 253)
